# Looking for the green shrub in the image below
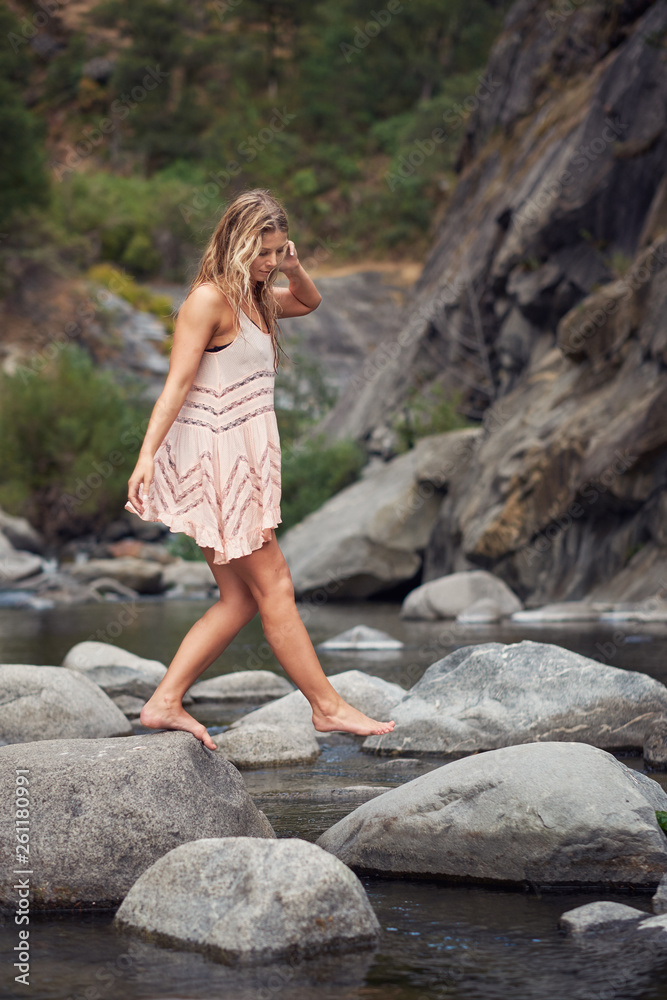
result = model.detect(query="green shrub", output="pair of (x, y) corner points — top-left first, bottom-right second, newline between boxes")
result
(392, 384), (474, 452)
(0, 345), (150, 541)
(277, 434), (366, 533)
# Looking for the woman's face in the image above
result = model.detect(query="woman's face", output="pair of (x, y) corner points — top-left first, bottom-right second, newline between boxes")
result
(251, 230), (288, 284)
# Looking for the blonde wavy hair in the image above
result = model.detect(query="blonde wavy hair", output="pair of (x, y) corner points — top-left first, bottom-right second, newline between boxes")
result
(186, 188), (290, 372)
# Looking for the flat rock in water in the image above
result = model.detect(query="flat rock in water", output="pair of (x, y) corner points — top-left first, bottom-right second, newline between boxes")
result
(230, 670), (405, 738)
(559, 901), (647, 935)
(0, 731), (275, 909)
(317, 626), (403, 651)
(114, 837), (381, 964)
(190, 670), (294, 703)
(316, 742), (667, 886)
(68, 557), (165, 594)
(63, 641), (167, 700)
(363, 640), (667, 754)
(213, 724), (320, 767)
(400, 570), (522, 620)
(0, 664), (132, 744)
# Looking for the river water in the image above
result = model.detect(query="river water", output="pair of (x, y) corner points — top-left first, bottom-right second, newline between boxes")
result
(2, 598), (667, 1000)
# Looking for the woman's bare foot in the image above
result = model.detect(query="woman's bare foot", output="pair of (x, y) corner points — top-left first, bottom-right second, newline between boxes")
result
(312, 696), (396, 737)
(140, 696), (217, 751)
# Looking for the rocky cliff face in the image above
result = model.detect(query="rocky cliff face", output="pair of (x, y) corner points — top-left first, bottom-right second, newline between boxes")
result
(315, 0), (667, 605)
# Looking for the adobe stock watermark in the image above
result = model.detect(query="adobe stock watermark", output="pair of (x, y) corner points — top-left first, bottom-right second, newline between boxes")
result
(49, 66), (170, 181)
(178, 108), (297, 223)
(7, 0), (71, 52)
(14, 768), (32, 987)
(9, 298), (98, 385)
(385, 74), (502, 191)
(520, 448), (638, 568)
(340, 0), (409, 61)
(562, 238), (667, 357)
(512, 116), (629, 233)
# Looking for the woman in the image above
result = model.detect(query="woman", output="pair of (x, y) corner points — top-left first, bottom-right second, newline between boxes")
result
(125, 189), (396, 750)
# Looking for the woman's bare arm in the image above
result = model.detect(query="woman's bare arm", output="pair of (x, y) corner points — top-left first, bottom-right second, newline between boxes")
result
(127, 284), (230, 513)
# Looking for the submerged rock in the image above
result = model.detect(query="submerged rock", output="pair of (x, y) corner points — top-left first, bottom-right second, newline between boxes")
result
(0, 664), (132, 744)
(317, 742), (667, 886)
(363, 640), (667, 755)
(231, 670), (405, 738)
(317, 626), (404, 651)
(400, 570), (522, 620)
(114, 837), (381, 964)
(559, 901), (647, 936)
(213, 723), (321, 767)
(0, 732), (275, 909)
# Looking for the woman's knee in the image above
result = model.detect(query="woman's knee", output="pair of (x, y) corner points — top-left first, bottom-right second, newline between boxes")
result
(218, 591), (258, 620)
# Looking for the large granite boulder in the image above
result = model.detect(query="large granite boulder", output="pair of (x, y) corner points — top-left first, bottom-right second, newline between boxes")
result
(0, 664), (132, 744)
(62, 641), (167, 700)
(317, 742), (667, 886)
(559, 901), (648, 936)
(114, 837), (380, 964)
(363, 640), (667, 755)
(213, 723), (321, 767)
(400, 570), (522, 620)
(231, 670), (405, 738)
(0, 732), (275, 909)
(279, 428), (481, 598)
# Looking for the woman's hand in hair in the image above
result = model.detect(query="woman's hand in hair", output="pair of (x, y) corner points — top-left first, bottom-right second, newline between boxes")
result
(277, 239), (300, 275)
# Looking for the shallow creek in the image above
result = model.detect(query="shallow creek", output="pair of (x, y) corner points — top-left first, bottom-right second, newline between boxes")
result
(2, 598), (667, 1000)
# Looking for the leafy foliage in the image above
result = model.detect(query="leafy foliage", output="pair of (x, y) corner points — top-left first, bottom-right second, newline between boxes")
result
(0, 345), (150, 540)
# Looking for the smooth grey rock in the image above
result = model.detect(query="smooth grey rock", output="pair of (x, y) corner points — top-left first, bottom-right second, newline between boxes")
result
(317, 626), (403, 651)
(559, 901), (647, 935)
(0, 534), (43, 584)
(0, 664), (132, 744)
(401, 570), (522, 620)
(456, 597), (507, 623)
(62, 641), (167, 700)
(114, 837), (381, 964)
(363, 640), (667, 755)
(316, 742), (667, 885)
(644, 719), (667, 770)
(0, 732), (275, 908)
(279, 430), (479, 598)
(213, 724), (321, 768)
(0, 507), (45, 553)
(190, 670), (294, 704)
(231, 670), (405, 738)
(112, 694), (146, 718)
(653, 874), (667, 915)
(161, 558), (217, 594)
(68, 558), (165, 594)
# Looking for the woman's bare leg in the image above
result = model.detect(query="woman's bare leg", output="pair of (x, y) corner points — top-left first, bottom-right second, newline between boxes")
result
(229, 529), (396, 737)
(139, 547), (258, 750)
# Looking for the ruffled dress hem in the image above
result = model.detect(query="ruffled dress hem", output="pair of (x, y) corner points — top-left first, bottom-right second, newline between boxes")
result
(124, 500), (282, 566)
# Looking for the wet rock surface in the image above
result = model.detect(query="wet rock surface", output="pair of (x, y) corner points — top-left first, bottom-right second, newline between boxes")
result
(114, 837), (381, 965)
(0, 731), (275, 908)
(317, 742), (667, 886)
(363, 640), (667, 755)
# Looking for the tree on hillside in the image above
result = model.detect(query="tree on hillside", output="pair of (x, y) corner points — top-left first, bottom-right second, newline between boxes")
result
(0, 8), (50, 226)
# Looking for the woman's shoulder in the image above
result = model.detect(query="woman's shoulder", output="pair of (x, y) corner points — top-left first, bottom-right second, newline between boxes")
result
(188, 281), (233, 309)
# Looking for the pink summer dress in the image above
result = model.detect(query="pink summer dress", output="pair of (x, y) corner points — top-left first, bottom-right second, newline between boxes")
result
(124, 307), (282, 564)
